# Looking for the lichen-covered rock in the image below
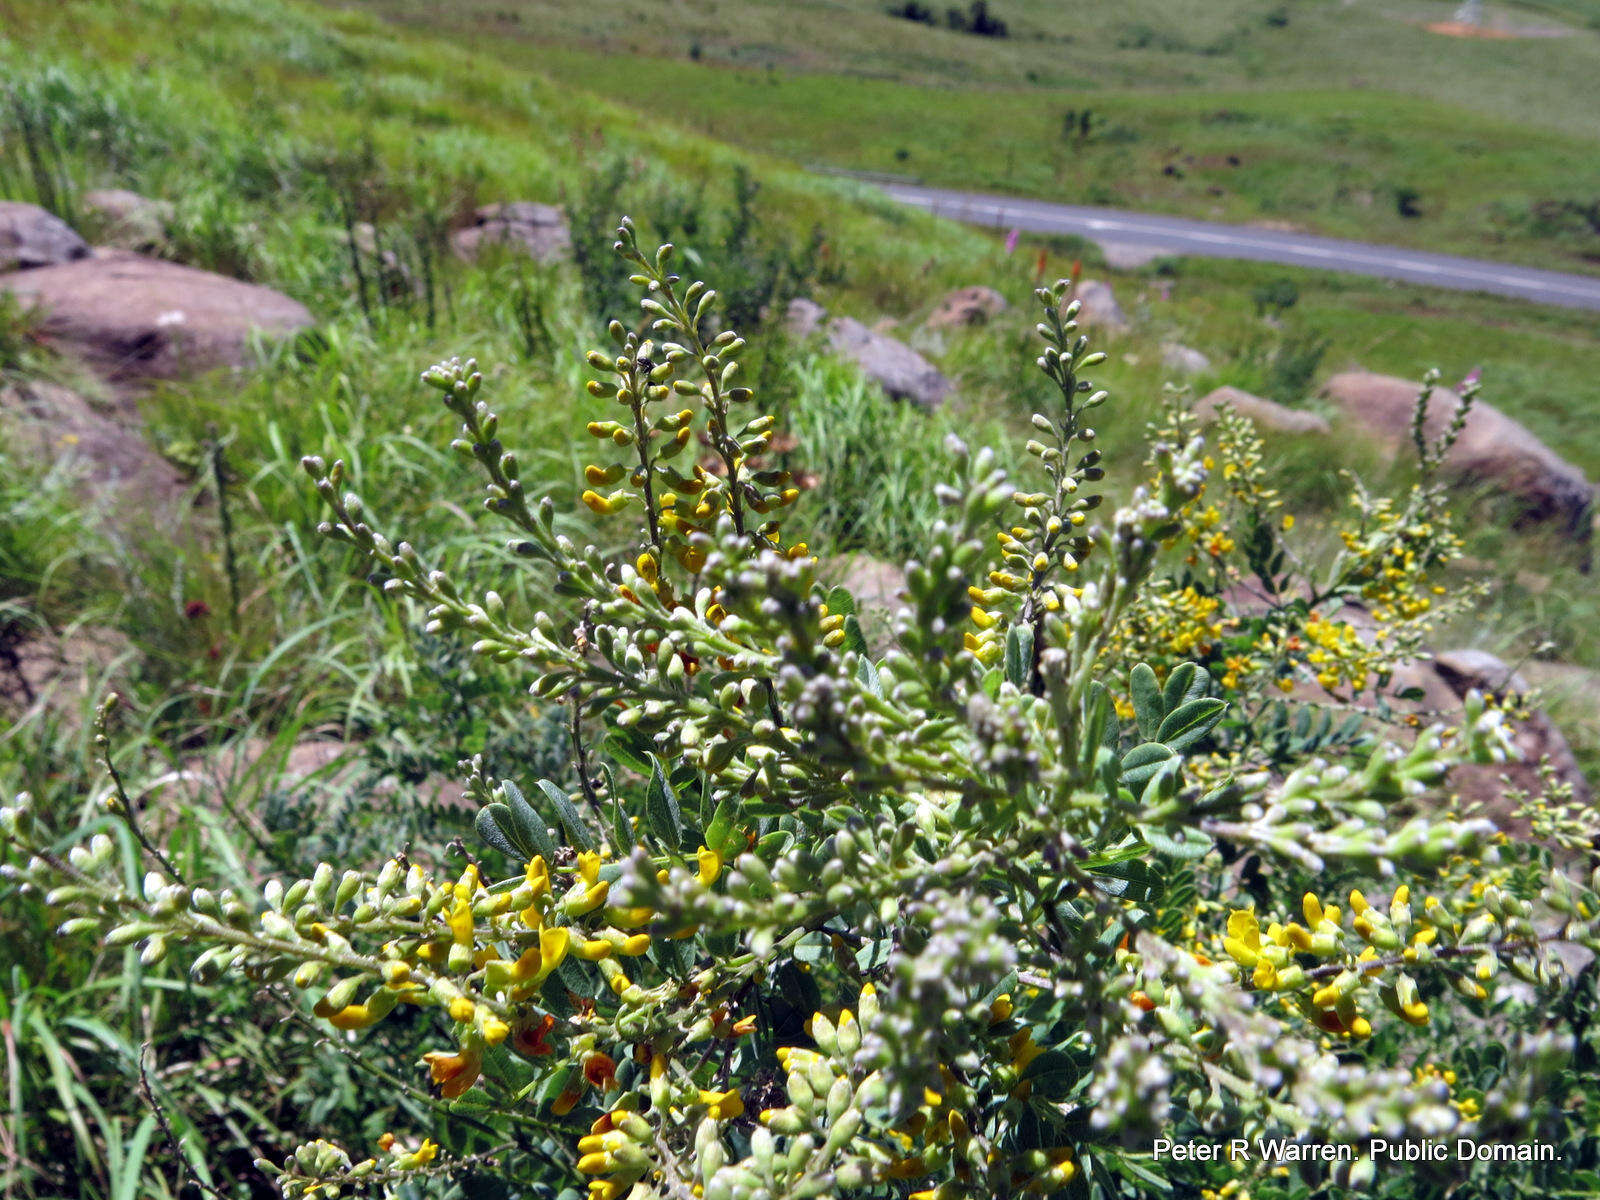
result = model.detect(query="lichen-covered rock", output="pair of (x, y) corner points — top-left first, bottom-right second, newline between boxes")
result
(785, 297), (827, 339)
(827, 317), (952, 411)
(1, 381), (186, 510)
(0, 200), (90, 271)
(926, 285), (1007, 329)
(1320, 371), (1594, 546)
(1160, 342), (1212, 376)
(450, 201), (571, 262)
(1195, 386), (1331, 435)
(1066, 278), (1126, 331)
(0, 250), (312, 380)
(81, 189), (172, 252)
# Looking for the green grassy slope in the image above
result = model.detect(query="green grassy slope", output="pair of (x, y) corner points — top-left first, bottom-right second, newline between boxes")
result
(333, 0), (1600, 272)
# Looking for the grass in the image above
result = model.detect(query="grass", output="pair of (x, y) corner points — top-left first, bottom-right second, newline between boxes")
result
(335, 0), (1600, 272)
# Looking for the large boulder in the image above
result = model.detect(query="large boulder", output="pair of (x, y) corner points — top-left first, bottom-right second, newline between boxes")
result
(0, 200), (90, 271)
(0, 250), (312, 380)
(450, 202), (571, 263)
(926, 285), (1007, 330)
(826, 317), (952, 410)
(785, 297), (827, 340)
(1, 381), (186, 510)
(818, 554), (906, 654)
(1065, 278), (1126, 331)
(1194, 386), (1331, 436)
(1320, 372), (1594, 542)
(81, 189), (172, 252)
(1430, 648), (1592, 812)
(0, 621), (130, 722)
(1161, 342), (1212, 376)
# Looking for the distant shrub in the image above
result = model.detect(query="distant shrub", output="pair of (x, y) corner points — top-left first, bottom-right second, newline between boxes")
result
(1394, 185), (1425, 219)
(885, 1), (937, 24)
(1265, 327), (1329, 404)
(570, 159), (820, 332)
(1251, 276), (1300, 318)
(946, 0), (1009, 36)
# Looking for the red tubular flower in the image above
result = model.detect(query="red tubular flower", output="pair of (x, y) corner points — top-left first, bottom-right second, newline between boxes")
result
(513, 1013), (557, 1058)
(583, 1052), (618, 1091)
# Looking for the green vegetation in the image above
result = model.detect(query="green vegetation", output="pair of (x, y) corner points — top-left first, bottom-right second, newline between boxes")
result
(343, 0), (1600, 272)
(0, 0), (1596, 1195)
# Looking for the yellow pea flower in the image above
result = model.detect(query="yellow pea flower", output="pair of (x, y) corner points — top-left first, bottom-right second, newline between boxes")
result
(696, 846), (723, 886)
(698, 1089), (744, 1120)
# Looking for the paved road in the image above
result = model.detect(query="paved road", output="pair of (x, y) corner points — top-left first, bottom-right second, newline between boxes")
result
(877, 182), (1600, 312)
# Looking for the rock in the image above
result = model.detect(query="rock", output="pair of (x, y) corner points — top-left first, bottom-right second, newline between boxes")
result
(785, 297), (827, 339)
(450, 201), (570, 263)
(0, 250), (313, 380)
(1320, 372), (1594, 544)
(0, 621), (130, 721)
(1, 381), (186, 511)
(819, 554), (906, 654)
(1194, 386), (1331, 436)
(1161, 342), (1212, 376)
(0, 200), (90, 271)
(81, 189), (171, 252)
(1066, 278), (1126, 331)
(1429, 648), (1592, 811)
(1432, 649), (1530, 697)
(826, 317), (953, 410)
(926, 285), (1007, 329)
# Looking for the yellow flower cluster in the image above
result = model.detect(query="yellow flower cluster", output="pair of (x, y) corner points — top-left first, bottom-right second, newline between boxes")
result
(964, 518), (1086, 665)
(1113, 583), (1228, 667)
(292, 843), (731, 1106)
(1413, 1061), (1481, 1120)
(1300, 610), (1384, 694)
(1221, 882), (1513, 1039)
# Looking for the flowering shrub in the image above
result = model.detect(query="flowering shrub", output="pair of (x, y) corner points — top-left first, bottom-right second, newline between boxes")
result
(6, 221), (1600, 1198)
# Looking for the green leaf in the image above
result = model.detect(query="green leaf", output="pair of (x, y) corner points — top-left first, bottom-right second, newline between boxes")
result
(1130, 663), (1163, 740)
(697, 772), (715, 829)
(1119, 742), (1174, 787)
(825, 585), (856, 617)
(1087, 857), (1165, 903)
(857, 656), (884, 698)
(502, 781), (558, 861)
(603, 733), (652, 777)
(1004, 624), (1034, 690)
(610, 789), (631, 848)
(645, 754), (683, 850)
(1162, 662), (1209, 713)
(1081, 682), (1112, 763)
(1157, 696), (1227, 751)
(1141, 825), (1213, 860)
(1019, 1049), (1080, 1099)
(705, 790), (740, 858)
(536, 779), (597, 853)
(475, 805), (523, 858)
(842, 614), (868, 656)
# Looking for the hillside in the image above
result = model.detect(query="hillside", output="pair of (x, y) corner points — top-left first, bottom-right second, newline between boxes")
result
(335, 0), (1600, 273)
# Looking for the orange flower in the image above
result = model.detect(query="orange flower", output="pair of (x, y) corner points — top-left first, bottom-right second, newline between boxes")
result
(422, 1046), (482, 1099)
(583, 1052), (618, 1091)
